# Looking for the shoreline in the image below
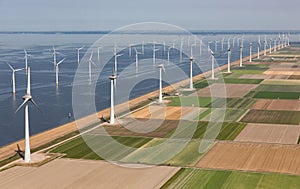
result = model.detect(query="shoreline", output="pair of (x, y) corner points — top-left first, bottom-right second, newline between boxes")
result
(0, 46), (279, 161)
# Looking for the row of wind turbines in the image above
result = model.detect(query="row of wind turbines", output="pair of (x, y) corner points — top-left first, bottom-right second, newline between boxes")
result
(12, 33), (290, 163)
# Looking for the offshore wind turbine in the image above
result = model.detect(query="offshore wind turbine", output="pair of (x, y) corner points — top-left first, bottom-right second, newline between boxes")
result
(167, 46), (172, 65)
(16, 67), (41, 163)
(76, 46), (84, 64)
(158, 64), (165, 103)
(221, 38), (225, 51)
(180, 38), (183, 63)
(88, 51), (96, 82)
(7, 63), (25, 94)
(24, 49), (32, 74)
(141, 41), (144, 55)
(52, 47), (62, 70)
(128, 44), (134, 57)
(109, 74), (117, 124)
(152, 42), (159, 67)
(55, 58), (65, 86)
(134, 48), (142, 74)
(114, 46), (123, 73)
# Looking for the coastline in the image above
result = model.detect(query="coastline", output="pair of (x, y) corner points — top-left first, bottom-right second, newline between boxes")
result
(0, 46), (278, 161)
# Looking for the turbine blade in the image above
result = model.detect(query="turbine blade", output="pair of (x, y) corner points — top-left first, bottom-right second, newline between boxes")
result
(31, 99), (43, 113)
(15, 99), (29, 113)
(6, 63), (14, 71)
(57, 58), (65, 65)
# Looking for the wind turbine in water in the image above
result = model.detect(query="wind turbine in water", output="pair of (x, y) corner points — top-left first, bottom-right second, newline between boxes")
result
(114, 46), (123, 74)
(24, 49), (32, 74)
(16, 67), (41, 163)
(52, 47), (63, 70)
(55, 58), (66, 86)
(76, 46), (84, 64)
(152, 42), (159, 68)
(7, 63), (25, 94)
(158, 64), (165, 103)
(87, 51), (96, 83)
(134, 48), (142, 74)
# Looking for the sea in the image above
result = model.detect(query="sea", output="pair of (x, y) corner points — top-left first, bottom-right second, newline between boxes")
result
(0, 31), (297, 147)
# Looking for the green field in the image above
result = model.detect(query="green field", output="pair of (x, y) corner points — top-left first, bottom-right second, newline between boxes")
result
(170, 121), (246, 141)
(230, 64), (269, 75)
(256, 84), (300, 92)
(162, 168), (300, 189)
(51, 135), (152, 161)
(202, 108), (248, 122)
(166, 97), (212, 107)
(253, 91), (300, 99)
(241, 110), (300, 125)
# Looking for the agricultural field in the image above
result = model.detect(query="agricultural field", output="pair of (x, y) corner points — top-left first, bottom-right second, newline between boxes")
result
(256, 84), (300, 92)
(253, 91), (300, 99)
(235, 123), (300, 144)
(196, 141), (300, 175)
(197, 83), (258, 98)
(162, 168), (300, 189)
(0, 159), (179, 189)
(251, 99), (300, 111)
(241, 109), (300, 125)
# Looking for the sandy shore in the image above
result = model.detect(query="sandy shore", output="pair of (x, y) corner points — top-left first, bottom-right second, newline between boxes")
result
(0, 46), (277, 161)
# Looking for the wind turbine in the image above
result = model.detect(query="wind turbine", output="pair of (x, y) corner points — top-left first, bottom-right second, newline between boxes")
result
(141, 41), (145, 55)
(24, 49), (32, 74)
(52, 47), (62, 70)
(109, 74), (117, 124)
(221, 38), (225, 51)
(114, 46), (123, 74)
(158, 64), (165, 103)
(76, 46), (84, 64)
(227, 48), (231, 73)
(214, 41), (218, 52)
(88, 51), (96, 82)
(209, 48), (216, 79)
(55, 58), (65, 86)
(269, 39), (272, 53)
(167, 46), (172, 65)
(239, 45), (243, 67)
(249, 43), (253, 62)
(128, 44), (134, 57)
(134, 48), (142, 74)
(7, 63), (25, 94)
(180, 38), (183, 63)
(152, 42), (159, 67)
(15, 67), (41, 163)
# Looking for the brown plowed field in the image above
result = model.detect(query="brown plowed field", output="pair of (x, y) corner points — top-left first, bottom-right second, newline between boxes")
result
(196, 141), (300, 175)
(196, 84), (258, 98)
(235, 123), (300, 144)
(251, 99), (300, 111)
